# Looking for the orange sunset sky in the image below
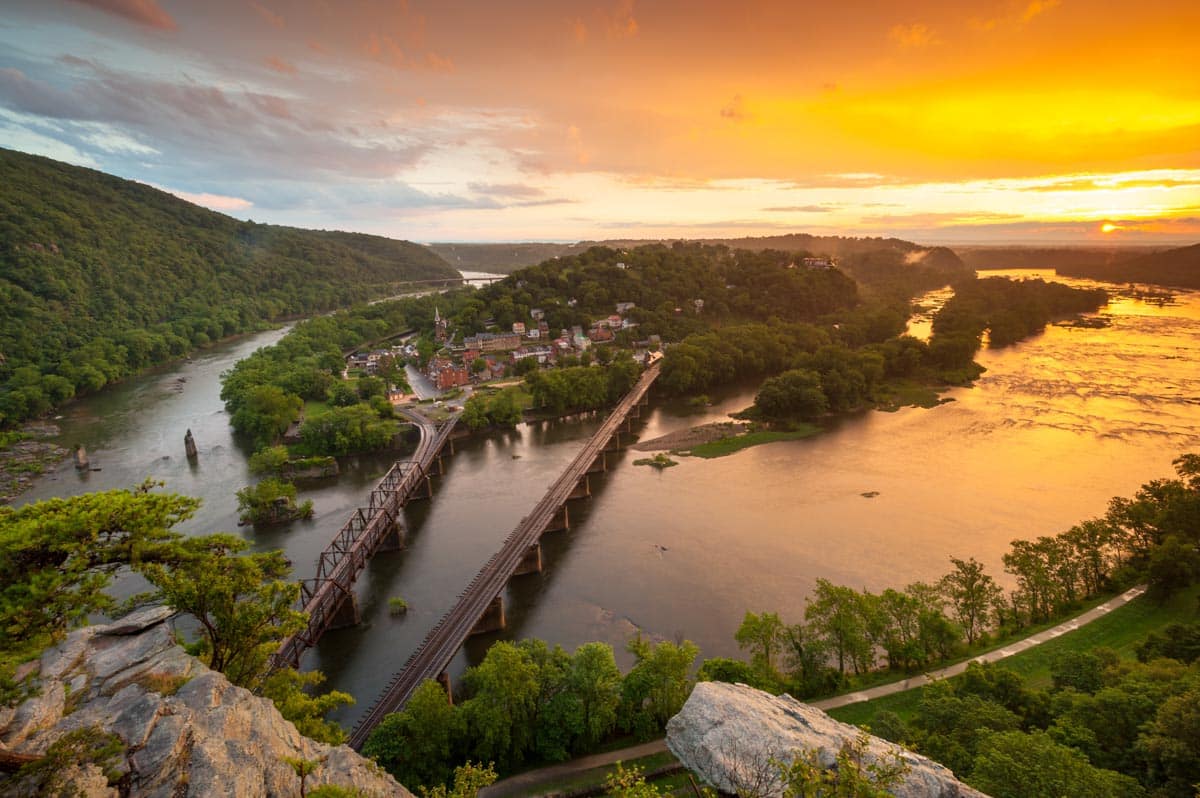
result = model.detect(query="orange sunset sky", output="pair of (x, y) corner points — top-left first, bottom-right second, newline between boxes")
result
(1, 0), (1198, 243)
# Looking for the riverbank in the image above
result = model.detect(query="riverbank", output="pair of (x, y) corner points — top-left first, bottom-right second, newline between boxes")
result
(0, 426), (68, 504)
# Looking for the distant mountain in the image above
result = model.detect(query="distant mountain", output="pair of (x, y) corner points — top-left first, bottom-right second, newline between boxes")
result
(956, 246), (1168, 273)
(430, 233), (973, 298)
(1053, 242), (1200, 289)
(0, 148), (457, 426)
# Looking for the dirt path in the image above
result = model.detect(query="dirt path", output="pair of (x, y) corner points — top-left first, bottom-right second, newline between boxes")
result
(478, 585), (1147, 797)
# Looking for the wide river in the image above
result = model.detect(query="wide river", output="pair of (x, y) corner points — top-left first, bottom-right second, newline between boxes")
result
(15, 269), (1200, 727)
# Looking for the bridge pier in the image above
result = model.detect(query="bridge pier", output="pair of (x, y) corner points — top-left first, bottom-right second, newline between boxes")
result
(329, 590), (362, 630)
(410, 474), (434, 501)
(427, 455), (444, 477)
(378, 518), (405, 552)
(603, 431), (622, 452)
(587, 452), (607, 474)
(513, 543), (543, 576)
(568, 474), (590, 500)
(470, 595), (506, 636)
(546, 504), (570, 532)
(437, 671), (454, 705)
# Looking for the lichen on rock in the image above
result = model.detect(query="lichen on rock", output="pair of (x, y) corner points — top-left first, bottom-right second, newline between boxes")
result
(0, 606), (410, 798)
(666, 681), (988, 798)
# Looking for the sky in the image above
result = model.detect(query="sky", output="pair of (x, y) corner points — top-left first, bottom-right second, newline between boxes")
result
(1, 0), (1199, 245)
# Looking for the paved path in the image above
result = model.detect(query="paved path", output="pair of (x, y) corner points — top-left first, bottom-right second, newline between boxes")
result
(812, 584), (1146, 710)
(478, 585), (1147, 797)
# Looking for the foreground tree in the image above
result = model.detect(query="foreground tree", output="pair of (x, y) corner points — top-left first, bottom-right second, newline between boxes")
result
(139, 533), (304, 688)
(364, 679), (462, 789)
(939, 557), (1004, 645)
(0, 483), (199, 682)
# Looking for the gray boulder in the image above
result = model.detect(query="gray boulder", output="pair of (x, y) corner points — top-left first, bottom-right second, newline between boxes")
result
(1, 608), (411, 798)
(666, 682), (987, 798)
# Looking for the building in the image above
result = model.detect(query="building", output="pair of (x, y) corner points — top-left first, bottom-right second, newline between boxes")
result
(427, 356), (470, 390)
(530, 308), (545, 321)
(434, 305), (449, 342)
(512, 321), (526, 335)
(615, 301), (636, 315)
(802, 257), (834, 269)
(463, 332), (521, 352)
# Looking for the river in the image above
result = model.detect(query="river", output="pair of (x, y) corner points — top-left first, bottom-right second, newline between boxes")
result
(14, 269), (1200, 728)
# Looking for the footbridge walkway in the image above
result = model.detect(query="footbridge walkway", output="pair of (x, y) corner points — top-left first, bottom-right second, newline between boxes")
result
(348, 361), (661, 749)
(275, 406), (461, 668)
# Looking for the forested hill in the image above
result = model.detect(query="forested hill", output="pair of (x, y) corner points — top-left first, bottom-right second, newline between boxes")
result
(0, 148), (457, 426)
(1055, 242), (1200, 289)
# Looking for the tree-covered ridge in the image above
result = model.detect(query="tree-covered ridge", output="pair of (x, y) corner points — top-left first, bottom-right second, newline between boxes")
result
(0, 147), (457, 426)
(1055, 241), (1200, 289)
(459, 243), (860, 341)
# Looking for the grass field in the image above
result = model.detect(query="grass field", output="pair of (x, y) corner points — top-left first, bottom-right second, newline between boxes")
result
(685, 425), (822, 458)
(828, 584), (1200, 727)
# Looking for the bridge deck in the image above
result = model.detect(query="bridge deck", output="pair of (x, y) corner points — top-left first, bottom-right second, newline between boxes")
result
(276, 409), (458, 668)
(348, 362), (660, 749)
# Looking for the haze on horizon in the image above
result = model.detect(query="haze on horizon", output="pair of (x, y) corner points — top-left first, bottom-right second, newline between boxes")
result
(1, 0), (1198, 246)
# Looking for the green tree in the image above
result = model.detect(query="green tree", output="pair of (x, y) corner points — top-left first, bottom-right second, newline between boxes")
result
(754, 368), (828, 421)
(230, 384), (302, 448)
(970, 731), (1146, 798)
(619, 635), (699, 739)
(140, 534), (304, 688)
(805, 580), (873, 675)
(235, 478), (313, 525)
(262, 668), (353, 745)
(364, 679), (462, 789)
(460, 641), (541, 770)
(567, 642), (622, 752)
(1137, 686), (1200, 796)
(939, 557), (1004, 645)
(775, 731), (910, 797)
(419, 761), (497, 798)
(0, 484), (199, 663)
(735, 611), (787, 685)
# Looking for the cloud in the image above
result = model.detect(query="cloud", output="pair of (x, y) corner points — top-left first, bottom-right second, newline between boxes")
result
(250, 1), (285, 30)
(264, 56), (297, 75)
(1017, 175), (1200, 192)
(889, 22), (938, 48)
(468, 182), (546, 199)
(762, 205), (835, 213)
(1021, 0), (1060, 23)
(720, 94), (751, 122)
(0, 62), (429, 181)
(567, 125), (590, 166)
(859, 210), (1024, 226)
(571, 18), (588, 44)
(152, 184), (254, 211)
(607, 0), (639, 38)
(65, 0), (176, 31)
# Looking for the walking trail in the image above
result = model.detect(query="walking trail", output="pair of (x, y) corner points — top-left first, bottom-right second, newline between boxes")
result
(478, 585), (1146, 798)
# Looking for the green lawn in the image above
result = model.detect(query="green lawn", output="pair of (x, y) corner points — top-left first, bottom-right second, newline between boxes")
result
(828, 584), (1200, 727)
(683, 425), (822, 458)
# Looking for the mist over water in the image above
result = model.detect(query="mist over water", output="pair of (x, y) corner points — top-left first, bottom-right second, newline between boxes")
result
(15, 270), (1200, 726)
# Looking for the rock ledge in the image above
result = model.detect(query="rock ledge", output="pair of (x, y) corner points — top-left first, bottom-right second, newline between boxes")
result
(1, 607), (411, 798)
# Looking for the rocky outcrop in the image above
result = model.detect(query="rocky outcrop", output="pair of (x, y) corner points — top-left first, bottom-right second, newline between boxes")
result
(0, 606), (411, 798)
(666, 682), (987, 798)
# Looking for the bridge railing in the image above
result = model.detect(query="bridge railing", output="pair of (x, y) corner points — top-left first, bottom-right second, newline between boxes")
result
(274, 412), (459, 666)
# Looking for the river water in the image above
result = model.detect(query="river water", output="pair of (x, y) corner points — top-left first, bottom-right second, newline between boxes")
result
(15, 269), (1200, 727)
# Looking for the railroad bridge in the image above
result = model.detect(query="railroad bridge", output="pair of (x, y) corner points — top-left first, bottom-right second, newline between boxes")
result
(275, 407), (462, 669)
(348, 360), (661, 749)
